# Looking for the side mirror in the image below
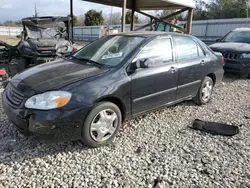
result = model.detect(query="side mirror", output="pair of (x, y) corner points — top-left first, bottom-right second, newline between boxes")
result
(16, 34), (21, 39)
(133, 58), (154, 69)
(216, 38), (221, 42)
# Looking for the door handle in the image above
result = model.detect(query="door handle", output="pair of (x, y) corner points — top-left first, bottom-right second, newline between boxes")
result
(170, 67), (177, 73)
(200, 60), (205, 65)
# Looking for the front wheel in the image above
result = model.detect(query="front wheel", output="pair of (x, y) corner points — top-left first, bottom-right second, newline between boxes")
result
(81, 102), (122, 148)
(193, 76), (214, 105)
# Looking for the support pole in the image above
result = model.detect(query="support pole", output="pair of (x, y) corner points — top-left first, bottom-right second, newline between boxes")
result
(186, 8), (193, 34)
(122, 0), (127, 32)
(130, 0), (136, 31)
(70, 0), (74, 43)
(131, 9), (135, 31)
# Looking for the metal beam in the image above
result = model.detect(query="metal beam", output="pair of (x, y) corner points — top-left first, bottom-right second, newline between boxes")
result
(122, 0), (127, 32)
(160, 7), (189, 21)
(70, 0), (74, 43)
(136, 10), (185, 32)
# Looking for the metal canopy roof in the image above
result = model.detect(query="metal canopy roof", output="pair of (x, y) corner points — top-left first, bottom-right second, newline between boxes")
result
(82, 0), (196, 10)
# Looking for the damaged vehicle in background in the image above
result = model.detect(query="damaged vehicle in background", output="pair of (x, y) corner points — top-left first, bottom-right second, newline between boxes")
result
(2, 32), (224, 148)
(210, 28), (250, 78)
(0, 16), (76, 78)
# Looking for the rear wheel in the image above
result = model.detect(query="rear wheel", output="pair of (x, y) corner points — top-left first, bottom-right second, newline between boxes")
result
(81, 102), (122, 148)
(193, 76), (214, 105)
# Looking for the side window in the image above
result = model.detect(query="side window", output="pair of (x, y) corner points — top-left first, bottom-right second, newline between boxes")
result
(174, 36), (199, 60)
(135, 37), (173, 66)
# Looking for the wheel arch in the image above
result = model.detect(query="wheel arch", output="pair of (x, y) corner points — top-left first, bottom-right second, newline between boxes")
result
(206, 73), (216, 85)
(96, 96), (126, 122)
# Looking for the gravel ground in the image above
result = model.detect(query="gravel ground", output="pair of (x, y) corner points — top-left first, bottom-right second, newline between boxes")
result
(0, 74), (249, 188)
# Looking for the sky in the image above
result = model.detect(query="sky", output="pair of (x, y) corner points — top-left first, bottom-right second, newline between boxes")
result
(0, 0), (120, 22)
(0, 0), (210, 23)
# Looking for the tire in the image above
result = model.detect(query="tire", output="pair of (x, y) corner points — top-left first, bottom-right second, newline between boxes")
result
(81, 102), (122, 148)
(193, 76), (214, 105)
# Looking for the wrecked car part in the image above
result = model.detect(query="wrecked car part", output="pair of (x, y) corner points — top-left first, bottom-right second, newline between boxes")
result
(191, 119), (239, 136)
(0, 16), (74, 79)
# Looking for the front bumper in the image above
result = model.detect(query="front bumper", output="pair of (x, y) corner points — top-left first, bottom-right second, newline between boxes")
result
(2, 91), (91, 141)
(224, 60), (250, 74)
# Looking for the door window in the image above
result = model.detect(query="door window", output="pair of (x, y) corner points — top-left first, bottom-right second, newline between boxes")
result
(174, 36), (199, 60)
(134, 37), (173, 67)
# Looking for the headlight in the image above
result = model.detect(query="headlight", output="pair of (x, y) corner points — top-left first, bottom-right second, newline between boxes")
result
(240, 53), (250, 59)
(25, 91), (71, 110)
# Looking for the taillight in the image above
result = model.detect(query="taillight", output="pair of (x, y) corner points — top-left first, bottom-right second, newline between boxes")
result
(73, 47), (78, 53)
(221, 57), (225, 65)
(0, 69), (7, 76)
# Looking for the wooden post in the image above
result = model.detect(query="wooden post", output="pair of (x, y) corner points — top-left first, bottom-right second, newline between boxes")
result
(70, 0), (74, 43)
(186, 8), (193, 34)
(122, 0), (127, 32)
(130, 0), (136, 31)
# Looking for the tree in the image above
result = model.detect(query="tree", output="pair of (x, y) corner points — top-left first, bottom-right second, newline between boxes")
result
(77, 14), (85, 26)
(68, 14), (78, 26)
(206, 0), (249, 19)
(3, 20), (22, 27)
(84, 9), (104, 26)
(125, 11), (139, 24)
(193, 0), (208, 20)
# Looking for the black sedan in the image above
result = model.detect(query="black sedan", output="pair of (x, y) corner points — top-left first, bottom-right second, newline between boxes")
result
(2, 32), (224, 148)
(210, 28), (250, 78)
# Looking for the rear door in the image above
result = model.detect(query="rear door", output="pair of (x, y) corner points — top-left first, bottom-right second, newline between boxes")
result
(130, 37), (178, 115)
(173, 36), (207, 100)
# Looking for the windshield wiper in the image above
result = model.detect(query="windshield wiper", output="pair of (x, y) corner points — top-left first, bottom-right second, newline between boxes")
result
(70, 56), (103, 68)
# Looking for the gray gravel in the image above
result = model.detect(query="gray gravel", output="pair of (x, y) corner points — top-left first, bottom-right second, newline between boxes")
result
(0, 74), (250, 188)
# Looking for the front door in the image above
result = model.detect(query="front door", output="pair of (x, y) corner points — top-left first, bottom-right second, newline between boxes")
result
(130, 37), (178, 115)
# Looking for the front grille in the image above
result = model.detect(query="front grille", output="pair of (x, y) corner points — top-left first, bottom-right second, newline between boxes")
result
(222, 53), (240, 60)
(6, 84), (25, 106)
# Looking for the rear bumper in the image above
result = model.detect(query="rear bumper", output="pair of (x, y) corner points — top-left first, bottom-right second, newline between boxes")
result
(2, 91), (91, 141)
(214, 69), (224, 85)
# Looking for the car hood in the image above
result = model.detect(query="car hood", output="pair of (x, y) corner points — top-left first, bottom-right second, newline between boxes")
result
(210, 42), (250, 52)
(10, 58), (108, 95)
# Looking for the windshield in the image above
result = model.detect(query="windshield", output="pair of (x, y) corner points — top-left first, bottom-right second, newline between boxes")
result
(73, 35), (145, 67)
(25, 21), (67, 39)
(221, 31), (250, 43)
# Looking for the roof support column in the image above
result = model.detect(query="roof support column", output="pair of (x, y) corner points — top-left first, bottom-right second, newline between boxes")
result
(186, 8), (193, 34)
(70, 0), (74, 43)
(130, 9), (135, 31)
(122, 0), (127, 32)
(130, 0), (136, 31)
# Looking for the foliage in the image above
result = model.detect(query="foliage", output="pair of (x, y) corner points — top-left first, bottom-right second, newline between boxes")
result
(84, 9), (104, 26)
(3, 20), (22, 27)
(125, 11), (139, 24)
(194, 0), (250, 20)
(68, 14), (78, 26)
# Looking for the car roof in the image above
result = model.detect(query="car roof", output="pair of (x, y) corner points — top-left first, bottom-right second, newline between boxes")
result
(115, 31), (193, 38)
(22, 16), (70, 22)
(233, 27), (250, 31)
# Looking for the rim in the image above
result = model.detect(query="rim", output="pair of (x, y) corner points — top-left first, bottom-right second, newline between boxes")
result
(201, 80), (213, 102)
(90, 109), (118, 142)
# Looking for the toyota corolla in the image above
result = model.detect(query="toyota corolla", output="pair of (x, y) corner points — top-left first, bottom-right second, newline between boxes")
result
(2, 32), (224, 148)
